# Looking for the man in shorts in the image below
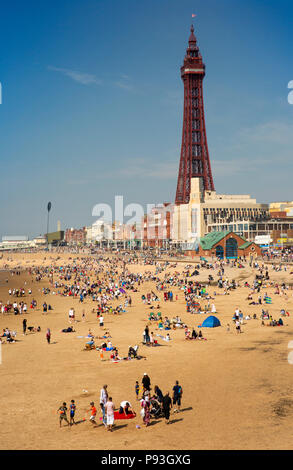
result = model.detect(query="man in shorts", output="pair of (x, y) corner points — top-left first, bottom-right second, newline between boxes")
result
(172, 380), (183, 413)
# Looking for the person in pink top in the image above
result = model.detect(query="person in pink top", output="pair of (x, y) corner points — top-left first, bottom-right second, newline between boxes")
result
(105, 397), (115, 432)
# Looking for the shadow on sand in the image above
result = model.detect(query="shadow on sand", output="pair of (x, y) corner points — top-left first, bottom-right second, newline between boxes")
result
(111, 424), (128, 431)
(169, 418), (184, 424)
(180, 406), (193, 412)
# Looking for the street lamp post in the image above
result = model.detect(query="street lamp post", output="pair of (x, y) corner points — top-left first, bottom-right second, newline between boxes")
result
(46, 202), (52, 250)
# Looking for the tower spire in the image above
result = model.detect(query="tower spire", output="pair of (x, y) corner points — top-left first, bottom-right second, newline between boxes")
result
(189, 24), (197, 46)
(175, 26), (215, 205)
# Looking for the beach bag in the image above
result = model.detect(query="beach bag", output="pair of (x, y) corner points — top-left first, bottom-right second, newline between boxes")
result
(140, 408), (145, 418)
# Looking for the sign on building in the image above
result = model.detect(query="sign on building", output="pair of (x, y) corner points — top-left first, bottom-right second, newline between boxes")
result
(254, 235), (272, 245)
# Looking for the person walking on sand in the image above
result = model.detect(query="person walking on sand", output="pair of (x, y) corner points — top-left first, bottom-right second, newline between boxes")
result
(87, 402), (97, 425)
(142, 373), (151, 392)
(68, 307), (74, 323)
(100, 384), (108, 427)
(22, 318), (27, 335)
(162, 392), (172, 424)
(140, 395), (150, 427)
(172, 380), (183, 413)
(135, 381), (140, 400)
(69, 399), (76, 425)
(236, 320), (241, 334)
(105, 397), (115, 432)
(46, 328), (51, 344)
(57, 402), (69, 427)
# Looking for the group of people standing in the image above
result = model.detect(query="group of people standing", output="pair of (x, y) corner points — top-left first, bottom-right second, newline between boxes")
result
(57, 376), (183, 431)
(140, 374), (183, 425)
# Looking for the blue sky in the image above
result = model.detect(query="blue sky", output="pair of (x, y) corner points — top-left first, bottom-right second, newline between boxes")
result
(0, 0), (293, 237)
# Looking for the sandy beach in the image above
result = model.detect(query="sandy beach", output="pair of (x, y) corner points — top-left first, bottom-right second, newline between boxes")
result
(1, 251), (293, 450)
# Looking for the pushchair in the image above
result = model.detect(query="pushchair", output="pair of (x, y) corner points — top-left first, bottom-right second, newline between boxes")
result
(150, 397), (163, 418)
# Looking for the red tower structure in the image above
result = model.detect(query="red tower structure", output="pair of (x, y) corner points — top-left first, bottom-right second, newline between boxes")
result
(175, 25), (215, 205)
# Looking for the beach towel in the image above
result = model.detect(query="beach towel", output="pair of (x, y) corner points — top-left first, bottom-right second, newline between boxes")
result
(156, 334), (171, 342)
(113, 412), (136, 420)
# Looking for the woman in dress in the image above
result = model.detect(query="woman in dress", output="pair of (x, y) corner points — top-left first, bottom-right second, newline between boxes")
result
(141, 396), (151, 427)
(46, 328), (51, 344)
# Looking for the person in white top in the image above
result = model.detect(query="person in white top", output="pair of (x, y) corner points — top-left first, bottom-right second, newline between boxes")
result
(68, 308), (75, 323)
(100, 385), (108, 426)
(99, 316), (104, 327)
(119, 401), (133, 415)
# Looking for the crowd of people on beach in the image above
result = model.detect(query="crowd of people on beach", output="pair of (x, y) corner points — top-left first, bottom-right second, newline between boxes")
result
(57, 374), (183, 431)
(1, 247), (293, 439)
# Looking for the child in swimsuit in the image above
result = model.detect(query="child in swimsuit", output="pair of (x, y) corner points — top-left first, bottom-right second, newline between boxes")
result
(57, 402), (69, 427)
(70, 399), (76, 425)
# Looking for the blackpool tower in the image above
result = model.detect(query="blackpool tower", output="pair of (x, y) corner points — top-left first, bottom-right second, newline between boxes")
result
(175, 25), (215, 205)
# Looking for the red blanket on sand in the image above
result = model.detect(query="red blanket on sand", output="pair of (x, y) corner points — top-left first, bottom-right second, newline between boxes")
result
(114, 412), (136, 420)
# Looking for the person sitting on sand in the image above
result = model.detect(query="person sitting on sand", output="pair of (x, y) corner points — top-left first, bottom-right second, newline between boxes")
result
(27, 326), (39, 332)
(191, 328), (198, 339)
(158, 320), (163, 329)
(128, 346), (137, 358)
(6, 331), (15, 343)
(185, 328), (191, 340)
(111, 348), (120, 361)
(119, 401), (134, 415)
(198, 330), (205, 340)
(85, 338), (95, 349)
(61, 326), (75, 333)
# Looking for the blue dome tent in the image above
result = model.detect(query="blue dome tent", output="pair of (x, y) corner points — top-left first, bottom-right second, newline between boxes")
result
(202, 316), (221, 328)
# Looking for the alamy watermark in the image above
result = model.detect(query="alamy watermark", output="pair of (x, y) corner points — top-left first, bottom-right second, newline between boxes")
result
(91, 195), (197, 244)
(91, 195), (178, 242)
(288, 80), (293, 105)
(288, 341), (293, 364)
